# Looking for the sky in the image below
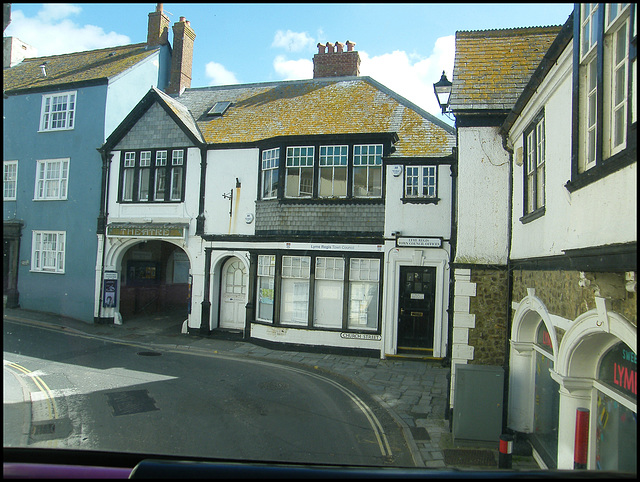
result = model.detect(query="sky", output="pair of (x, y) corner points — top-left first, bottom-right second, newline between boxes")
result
(5, 3), (575, 124)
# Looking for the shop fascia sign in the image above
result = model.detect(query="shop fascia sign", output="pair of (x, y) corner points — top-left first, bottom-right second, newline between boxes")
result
(106, 224), (186, 239)
(396, 236), (442, 248)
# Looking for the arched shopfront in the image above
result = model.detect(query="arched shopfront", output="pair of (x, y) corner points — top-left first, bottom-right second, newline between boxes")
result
(99, 238), (191, 327)
(509, 292), (637, 471)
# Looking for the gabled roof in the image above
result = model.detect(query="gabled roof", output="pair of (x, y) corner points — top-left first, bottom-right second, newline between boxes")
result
(449, 25), (563, 114)
(3, 43), (161, 95)
(173, 76), (455, 158)
(102, 86), (204, 151)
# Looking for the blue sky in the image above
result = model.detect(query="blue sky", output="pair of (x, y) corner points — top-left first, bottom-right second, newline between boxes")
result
(5, 3), (574, 123)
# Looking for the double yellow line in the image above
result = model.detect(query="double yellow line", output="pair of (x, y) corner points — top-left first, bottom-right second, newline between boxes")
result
(5, 360), (59, 420)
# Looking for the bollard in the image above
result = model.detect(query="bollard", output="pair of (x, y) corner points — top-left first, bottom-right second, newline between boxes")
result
(498, 433), (513, 469)
(574, 408), (589, 469)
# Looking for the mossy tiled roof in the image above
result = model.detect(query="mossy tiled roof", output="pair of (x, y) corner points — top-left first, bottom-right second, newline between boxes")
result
(3, 43), (160, 94)
(449, 26), (562, 113)
(172, 77), (455, 158)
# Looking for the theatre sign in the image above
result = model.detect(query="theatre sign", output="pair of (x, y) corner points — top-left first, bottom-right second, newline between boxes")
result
(106, 224), (186, 239)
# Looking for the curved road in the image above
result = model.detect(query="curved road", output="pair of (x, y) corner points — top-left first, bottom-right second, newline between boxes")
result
(4, 320), (414, 467)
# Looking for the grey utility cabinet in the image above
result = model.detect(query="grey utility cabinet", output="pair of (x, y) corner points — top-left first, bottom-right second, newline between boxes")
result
(453, 364), (504, 442)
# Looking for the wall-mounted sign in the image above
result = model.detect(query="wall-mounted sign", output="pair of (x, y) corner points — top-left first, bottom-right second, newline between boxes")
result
(396, 237), (442, 248)
(103, 271), (118, 307)
(340, 332), (382, 341)
(107, 225), (185, 238)
(391, 165), (403, 177)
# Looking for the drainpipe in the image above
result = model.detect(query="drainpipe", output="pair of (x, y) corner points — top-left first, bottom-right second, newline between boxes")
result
(96, 148), (112, 323)
(200, 247), (212, 335)
(445, 140), (458, 422)
(501, 132), (514, 435)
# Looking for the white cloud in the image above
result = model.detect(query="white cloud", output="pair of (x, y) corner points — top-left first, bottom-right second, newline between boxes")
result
(359, 35), (455, 119)
(6, 5), (130, 56)
(272, 30), (314, 52)
(37, 3), (82, 22)
(205, 61), (240, 86)
(273, 55), (313, 81)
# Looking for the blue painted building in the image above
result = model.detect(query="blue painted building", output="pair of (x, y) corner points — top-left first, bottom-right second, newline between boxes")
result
(3, 4), (196, 322)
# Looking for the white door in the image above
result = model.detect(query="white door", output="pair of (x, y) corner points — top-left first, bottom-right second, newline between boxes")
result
(219, 258), (247, 330)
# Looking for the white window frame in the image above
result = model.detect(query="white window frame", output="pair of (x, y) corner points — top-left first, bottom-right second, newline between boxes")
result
(154, 150), (168, 201)
(580, 4), (600, 60)
(39, 91), (76, 132)
(353, 144), (383, 198)
(313, 257), (345, 328)
(4, 160), (18, 201)
(524, 115), (545, 215)
(347, 258), (380, 330)
(34, 158), (69, 200)
(285, 146), (314, 198)
(280, 255), (310, 326)
(138, 151), (152, 201)
(257, 255), (276, 323)
(31, 230), (66, 273)
(405, 165), (437, 198)
(261, 148), (279, 199)
(604, 5), (631, 156)
(318, 145), (348, 198)
(170, 150), (184, 201)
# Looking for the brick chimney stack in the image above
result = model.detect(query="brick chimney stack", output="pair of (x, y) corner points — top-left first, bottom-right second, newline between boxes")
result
(313, 40), (360, 78)
(166, 16), (196, 95)
(147, 3), (170, 47)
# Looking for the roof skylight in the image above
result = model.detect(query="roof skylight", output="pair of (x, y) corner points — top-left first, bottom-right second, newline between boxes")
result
(207, 101), (232, 116)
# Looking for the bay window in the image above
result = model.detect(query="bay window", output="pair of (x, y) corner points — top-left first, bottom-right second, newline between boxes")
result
(261, 148), (279, 199)
(353, 144), (383, 198)
(285, 146), (314, 198)
(319, 146), (348, 198)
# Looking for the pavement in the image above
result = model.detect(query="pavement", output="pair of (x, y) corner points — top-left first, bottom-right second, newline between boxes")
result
(3, 306), (540, 472)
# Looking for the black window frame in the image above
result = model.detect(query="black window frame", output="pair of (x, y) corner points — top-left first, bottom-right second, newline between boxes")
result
(118, 147), (187, 204)
(521, 109), (546, 224)
(256, 134), (394, 204)
(567, 2), (637, 193)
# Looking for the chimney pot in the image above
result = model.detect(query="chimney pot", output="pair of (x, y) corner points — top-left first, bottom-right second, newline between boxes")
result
(346, 40), (355, 52)
(180, 16), (186, 22)
(156, 3), (163, 12)
(317, 42), (326, 54)
(326, 42), (334, 53)
(335, 41), (344, 53)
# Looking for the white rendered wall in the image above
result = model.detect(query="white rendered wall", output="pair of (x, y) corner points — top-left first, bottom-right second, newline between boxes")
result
(455, 126), (510, 265)
(204, 148), (259, 236)
(508, 43), (637, 259)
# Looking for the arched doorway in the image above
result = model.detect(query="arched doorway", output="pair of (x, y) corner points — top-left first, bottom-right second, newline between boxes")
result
(219, 257), (247, 331)
(118, 240), (190, 322)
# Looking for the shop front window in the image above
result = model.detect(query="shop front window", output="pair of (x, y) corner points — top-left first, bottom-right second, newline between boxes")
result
(595, 342), (637, 472)
(532, 322), (559, 465)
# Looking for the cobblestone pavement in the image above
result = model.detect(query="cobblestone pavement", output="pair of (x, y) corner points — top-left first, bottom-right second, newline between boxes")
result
(4, 307), (539, 471)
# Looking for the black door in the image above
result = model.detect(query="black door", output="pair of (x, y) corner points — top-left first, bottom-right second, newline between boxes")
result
(397, 266), (436, 349)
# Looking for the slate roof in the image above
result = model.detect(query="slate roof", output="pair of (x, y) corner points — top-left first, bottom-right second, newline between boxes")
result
(449, 26), (563, 113)
(3, 43), (161, 94)
(169, 76), (456, 158)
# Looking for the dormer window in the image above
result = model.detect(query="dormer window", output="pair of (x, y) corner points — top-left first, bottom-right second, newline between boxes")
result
(207, 101), (232, 116)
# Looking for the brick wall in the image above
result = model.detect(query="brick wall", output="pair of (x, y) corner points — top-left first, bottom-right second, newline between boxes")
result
(255, 200), (384, 234)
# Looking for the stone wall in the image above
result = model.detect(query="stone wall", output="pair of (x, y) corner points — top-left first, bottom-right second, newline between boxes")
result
(512, 269), (637, 326)
(468, 267), (509, 366)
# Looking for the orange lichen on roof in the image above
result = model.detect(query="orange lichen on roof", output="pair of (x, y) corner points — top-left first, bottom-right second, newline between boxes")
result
(180, 78), (454, 157)
(3, 43), (160, 92)
(450, 26), (562, 112)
